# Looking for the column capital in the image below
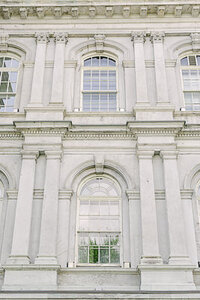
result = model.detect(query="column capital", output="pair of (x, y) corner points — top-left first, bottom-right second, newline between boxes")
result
(160, 150), (179, 160)
(131, 31), (146, 43)
(21, 150), (39, 160)
(54, 32), (68, 44)
(45, 150), (62, 160)
(126, 190), (140, 201)
(35, 32), (50, 44)
(137, 150), (154, 159)
(150, 32), (165, 43)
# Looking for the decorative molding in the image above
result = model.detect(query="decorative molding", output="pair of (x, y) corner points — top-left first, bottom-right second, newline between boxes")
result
(64, 132), (135, 140)
(180, 189), (193, 200)
(1, 4), (200, 19)
(0, 132), (22, 140)
(126, 190), (140, 201)
(33, 189), (44, 200)
(155, 190), (165, 201)
(59, 190), (73, 201)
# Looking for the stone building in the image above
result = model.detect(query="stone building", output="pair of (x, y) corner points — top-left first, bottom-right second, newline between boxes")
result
(0, 0), (200, 298)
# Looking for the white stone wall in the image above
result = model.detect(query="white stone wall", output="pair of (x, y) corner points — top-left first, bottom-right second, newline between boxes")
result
(0, 0), (200, 298)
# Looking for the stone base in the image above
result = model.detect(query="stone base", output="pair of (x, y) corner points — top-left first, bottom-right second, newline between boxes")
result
(6, 255), (30, 265)
(25, 104), (65, 121)
(138, 264), (196, 291)
(35, 255), (58, 265)
(2, 265), (59, 291)
(134, 105), (174, 121)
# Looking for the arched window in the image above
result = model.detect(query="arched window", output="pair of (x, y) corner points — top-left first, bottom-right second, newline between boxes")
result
(82, 56), (117, 112)
(77, 176), (121, 265)
(0, 56), (20, 112)
(181, 54), (200, 111)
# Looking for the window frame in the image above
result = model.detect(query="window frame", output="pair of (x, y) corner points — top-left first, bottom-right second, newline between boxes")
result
(75, 175), (123, 267)
(180, 53), (200, 111)
(0, 55), (21, 113)
(80, 54), (119, 113)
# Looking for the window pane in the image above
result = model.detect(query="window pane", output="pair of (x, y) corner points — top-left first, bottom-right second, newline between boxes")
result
(84, 58), (91, 67)
(100, 248), (109, 263)
(11, 59), (19, 68)
(197, 56), (200, 66)
(79, 247), (88, 263)
(189, 56), (196, 66)
(110, 247), (120, 263)
(100, 56), (108, 66)
(181, 57), (188, 66)
(0, 58), (3, 68)
(89, 246), (99, 263)
(4, 57), (12, 68)
(109, 58), (116, 66)
(92, 57), (99, 66)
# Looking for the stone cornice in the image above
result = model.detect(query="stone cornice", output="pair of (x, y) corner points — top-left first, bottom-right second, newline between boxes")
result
(127, 121), (185, 136)
(64, 132), (135, 140)
(1, 3), (200, 20)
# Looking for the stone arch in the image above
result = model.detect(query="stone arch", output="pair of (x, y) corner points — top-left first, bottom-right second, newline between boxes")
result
(69, 38), (129, 61)
(65, 159), (134, 192)
(7, 38), (32, 61)
(167, 36), (194, 60)
(184, 163), (200, 190)
(0, 165), (15, 190)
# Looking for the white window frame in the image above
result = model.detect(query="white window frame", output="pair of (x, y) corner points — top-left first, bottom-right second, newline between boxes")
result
(180, 53), (200, 111)
(0, 55), (20, 113)
(75, 175), (123, 267)
(80, 54), (119, 112)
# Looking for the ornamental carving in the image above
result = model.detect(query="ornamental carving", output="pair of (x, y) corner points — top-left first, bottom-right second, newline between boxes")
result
(94, 34), (105, 53)
(54, 32), (68, 44)
(131, 32), (146, 43)
(35, 32), (49, 43)
(19, 8), (28, 19)
(150, 32), (165, 43)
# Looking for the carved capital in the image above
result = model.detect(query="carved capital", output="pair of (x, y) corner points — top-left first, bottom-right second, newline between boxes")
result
(191, 33), (200, 50)
(35, 32), (49, 44)
(131, 32), (146, 43)
(54, 32), (68, 44)
(151, 32), (165, 43)
(94, 34), (105, 53)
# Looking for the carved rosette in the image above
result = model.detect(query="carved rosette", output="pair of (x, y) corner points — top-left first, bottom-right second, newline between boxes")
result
(35, 32), (49, 44)
(150, 32), (165, 43)
(131, 32), (146, 43)
(54, 32), (68, 44)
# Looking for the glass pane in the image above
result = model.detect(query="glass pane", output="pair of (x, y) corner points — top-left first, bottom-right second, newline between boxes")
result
(4, 57), (12, 68)
(80, 200), (90, 215)
(89, 246), (99, 263)
(1, 71), (9, 82)
(0, 83), (8, 92)
(197, 56), (200, 66)
(110, 247), (120, 263)
(100, 248), (109, 263)
(0, 58), (3, 68)
(90, 201), (99, 215)
(181, 57), (188, 66)
(84, 58), (91, 67)
(100, 57), (108, 66)
(92, 57), (99, 66)
(109, 58), (116, 66)
(79, 246), (88, 263)
(9, 71), (17, 82)
(11, 59), (19, 68)
(189, 56), (196, 66)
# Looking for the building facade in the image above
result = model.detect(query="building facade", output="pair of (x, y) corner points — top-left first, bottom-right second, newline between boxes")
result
(1, 0), (200, 298)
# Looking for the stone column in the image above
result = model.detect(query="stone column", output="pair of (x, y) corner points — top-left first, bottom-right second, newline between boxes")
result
(151, 32), (169, 104)
(138, 150), (162, 264)
(8, 151), (38, 264)
(30, 32), (49, 105)
(35, 151), (62, 265)
(126, 190), (141, 267)
(57, 190), (72, 267)
(50, 33), (68, 105)
(131, 32), (148, 105)
(162, 151), (190, 265)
